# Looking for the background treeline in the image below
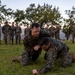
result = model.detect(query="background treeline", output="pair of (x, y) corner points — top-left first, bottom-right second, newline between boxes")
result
(0, 0), (75, 39)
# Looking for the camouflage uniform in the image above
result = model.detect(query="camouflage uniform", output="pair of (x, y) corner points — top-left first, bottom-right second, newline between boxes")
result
(10, 25), (15, 44)
(24, 27), (30, 36)
(71, 25), (75, 43)
(2, 24), (11, 44)
(15, 26), (22, 44)
(49, 26), (56, 38)
(38, 38), (73, 74)
(55, 25), (61, 40)
(20, 30), (50, 66)
(0, 24), (2, 44)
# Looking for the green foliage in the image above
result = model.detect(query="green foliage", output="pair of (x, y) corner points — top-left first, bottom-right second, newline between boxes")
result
(62, 25), (71, 40)
(25, 3), (61, 25)
(65, 6), (75, 23)
(62, 18), (74, 40)
(65, 6), (75, 31)
(14, 9), (25, 22)
(0, 0), (13, 21)
(0, 41), (75, 75)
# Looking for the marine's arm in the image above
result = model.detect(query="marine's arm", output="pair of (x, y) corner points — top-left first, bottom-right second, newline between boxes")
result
(20, 37), (31, 66)
(32, 47), (57, 74)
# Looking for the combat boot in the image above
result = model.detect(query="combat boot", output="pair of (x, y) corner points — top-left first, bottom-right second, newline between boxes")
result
(12, 56), (21, 62)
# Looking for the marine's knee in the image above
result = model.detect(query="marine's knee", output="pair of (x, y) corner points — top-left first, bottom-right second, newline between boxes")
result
(61, 56), (73, 68)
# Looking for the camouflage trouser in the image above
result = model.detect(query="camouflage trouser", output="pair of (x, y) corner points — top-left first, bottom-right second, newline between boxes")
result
(12, 48), (42, 64)
(59, 45), (73, 67)
(15, 33), (21, 44)
(0, 32), (1, 44)
(10, 34), (14, 44)
(72, 33), (75, 43)
(4, 34), (10, 44)
(44, 45), (73, 68)
(20, 48), (42, 66)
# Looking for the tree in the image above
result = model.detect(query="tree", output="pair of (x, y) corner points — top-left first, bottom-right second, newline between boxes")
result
(62, 24), (71, 40)
(65, 6), (75, 24)
(25, 3), (62, 25)
(65, 6), (75, 28)
(25, 4), (36, 23)
(13, 9), (25, 23)
(63, 6), (75, 40)
(0, 0), (13, 21)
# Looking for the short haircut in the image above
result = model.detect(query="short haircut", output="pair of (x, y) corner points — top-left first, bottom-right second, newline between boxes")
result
(31, 23), (40, 29)
(40, 37), (50, 46)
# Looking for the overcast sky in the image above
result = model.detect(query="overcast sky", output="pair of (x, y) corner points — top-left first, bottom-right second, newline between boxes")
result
(1, 0), (75, 18)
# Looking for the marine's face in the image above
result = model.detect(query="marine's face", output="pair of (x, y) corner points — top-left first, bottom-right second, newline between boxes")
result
(31, 27), (40, 38)
(5, 22), (8, 25)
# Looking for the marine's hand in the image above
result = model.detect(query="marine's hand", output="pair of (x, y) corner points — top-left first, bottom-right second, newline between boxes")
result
(32, 69), (38, 75)
(34, 45), (40, 51)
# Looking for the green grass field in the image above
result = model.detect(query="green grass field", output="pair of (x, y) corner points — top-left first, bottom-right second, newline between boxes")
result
(0, 41), (75, 75)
